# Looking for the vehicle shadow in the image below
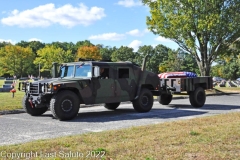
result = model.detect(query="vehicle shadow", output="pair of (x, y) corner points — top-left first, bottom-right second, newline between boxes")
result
(65, 107), (207, 123)
(41, 104), (240, 122)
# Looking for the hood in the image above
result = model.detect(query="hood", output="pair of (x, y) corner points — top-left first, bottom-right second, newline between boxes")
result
(31, 78), (58, 84)
(32, 77), (90, 84)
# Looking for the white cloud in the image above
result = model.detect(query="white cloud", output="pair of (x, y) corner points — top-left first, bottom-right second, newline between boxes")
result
(1, 3), (106, 28)
(126, 29), (142, 36)
(88, 33), (125, 41)
(151, 44), (157, 48)
(128, 40), (142, 51)
(28, 38), (42, 42)
(0, 39), (16, 44)
(117, 0), (142, 7)
(155, 36), (172, 42)
(126, 29), (150, 37)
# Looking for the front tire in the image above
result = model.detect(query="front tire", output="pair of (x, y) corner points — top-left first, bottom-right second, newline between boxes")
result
(50, 90), (80, 121)
(132, 88), (153, 112)
(189, 87), (206, 108)
(22, 95), (48, 116)
(104, 102), (120, 110)
(158, 94), (172, 105)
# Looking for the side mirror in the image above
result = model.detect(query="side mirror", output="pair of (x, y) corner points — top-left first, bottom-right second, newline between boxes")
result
(93, 66), (100, 77)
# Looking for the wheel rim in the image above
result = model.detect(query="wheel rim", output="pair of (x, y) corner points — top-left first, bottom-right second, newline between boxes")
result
(61, 99), (73, 112)
(141, 95), (149, 106)
(197, 91), (204, 103)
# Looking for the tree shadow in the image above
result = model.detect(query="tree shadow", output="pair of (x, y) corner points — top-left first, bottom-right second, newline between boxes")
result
(168, 104), (240, 110)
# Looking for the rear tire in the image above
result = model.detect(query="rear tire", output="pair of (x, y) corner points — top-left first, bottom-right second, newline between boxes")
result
(132, 88), (153, 112)
(104, 102), (120, 110)
(50, 90), (80, 121)
(158, 94), (172, 105)
(22, 95), (48, 116)
(189, 87), (206, 108)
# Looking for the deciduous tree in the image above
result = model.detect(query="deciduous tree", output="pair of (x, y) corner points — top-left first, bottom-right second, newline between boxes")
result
(0, 45), (35, 77)
(111, 46), (136, 62)
(98, 45), (117, 60)
(137, 45), (170, 73)
(34, 45), (74, 72)
(75, 45), (102, 61)
(142, 0), (240, 76)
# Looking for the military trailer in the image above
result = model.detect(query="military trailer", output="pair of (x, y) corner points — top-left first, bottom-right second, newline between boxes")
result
(18, 57), (212, 121)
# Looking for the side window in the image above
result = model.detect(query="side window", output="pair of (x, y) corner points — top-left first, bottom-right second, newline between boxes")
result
(118, 68), (129, 79)
(100, 67), (110, 79)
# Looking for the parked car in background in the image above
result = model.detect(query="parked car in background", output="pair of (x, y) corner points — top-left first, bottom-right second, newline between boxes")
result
(237, 78), (240, 81)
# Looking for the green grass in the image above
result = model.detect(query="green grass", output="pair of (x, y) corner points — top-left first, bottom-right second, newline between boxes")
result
(0, 80), (4, 86)
(214, 86), (240, 92)
(0, 80), (25, 111)
(0, 112), (240, 159)
(0, 92), (24, 111)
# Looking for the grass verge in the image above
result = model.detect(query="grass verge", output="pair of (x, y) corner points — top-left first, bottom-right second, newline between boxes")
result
(0, 80), (25, 111)
(0, 112), (240, 160)
(0, 92), (24, 111)
(213, 87), (240, 92)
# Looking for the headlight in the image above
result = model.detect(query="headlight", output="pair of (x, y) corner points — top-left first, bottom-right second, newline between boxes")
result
(27, 85), (30, 91)
(41, 86), (44, 92)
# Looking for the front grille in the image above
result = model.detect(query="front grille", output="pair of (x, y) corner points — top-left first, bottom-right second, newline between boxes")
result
(29, 83), (39, 94)
(19, 82), (53, 94)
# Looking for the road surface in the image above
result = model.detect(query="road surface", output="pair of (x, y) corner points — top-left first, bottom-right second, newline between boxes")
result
(0, 94), (239, 146)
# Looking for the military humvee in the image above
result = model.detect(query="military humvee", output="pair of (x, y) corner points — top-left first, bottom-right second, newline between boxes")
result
(19, 57), (160, 120)
(19, 57), (212, 121)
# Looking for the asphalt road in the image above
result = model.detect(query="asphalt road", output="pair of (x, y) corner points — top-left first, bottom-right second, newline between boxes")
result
(0, 94), (240, 146)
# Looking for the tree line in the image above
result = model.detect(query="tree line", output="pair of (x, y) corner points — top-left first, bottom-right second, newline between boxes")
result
(0, 39), (239, 79)
(0, 40), (199, 78)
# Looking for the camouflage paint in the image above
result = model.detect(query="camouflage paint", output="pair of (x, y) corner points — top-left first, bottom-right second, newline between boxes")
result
(19, 60), (212, 108)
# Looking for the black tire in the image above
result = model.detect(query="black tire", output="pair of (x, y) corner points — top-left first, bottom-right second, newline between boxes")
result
(22, 95), (48, 116)
(104, 102), (120, 110)
(50, 90), (80, 121)
(159, 94), (173, 105)
(189, 87), (206, 108)
(132, 88), (153, 112)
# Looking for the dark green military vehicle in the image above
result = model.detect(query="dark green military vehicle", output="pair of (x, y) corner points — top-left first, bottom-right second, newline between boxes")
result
(19, 57), (212, 121)
(19, 57), (160, 120)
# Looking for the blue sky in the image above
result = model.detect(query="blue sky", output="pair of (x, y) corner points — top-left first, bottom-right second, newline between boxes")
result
(0, 0), (179, 51)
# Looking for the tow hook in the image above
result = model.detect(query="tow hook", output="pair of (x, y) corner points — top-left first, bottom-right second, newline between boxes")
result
(29, 100), (34, 108)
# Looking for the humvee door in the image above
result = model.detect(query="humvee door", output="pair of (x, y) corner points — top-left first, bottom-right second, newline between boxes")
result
(92, 67), (116, 104)
(114, 67), (137, 101)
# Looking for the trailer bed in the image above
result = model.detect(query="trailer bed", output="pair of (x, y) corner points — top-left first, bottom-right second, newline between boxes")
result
(160, 77), (213, 93)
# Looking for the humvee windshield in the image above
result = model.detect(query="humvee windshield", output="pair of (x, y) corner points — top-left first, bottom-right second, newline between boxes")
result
(59, 64), (92, 78)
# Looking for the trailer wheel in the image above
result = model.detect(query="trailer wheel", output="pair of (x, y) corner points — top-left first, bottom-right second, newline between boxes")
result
(50, 90), (80, 121)
(22, 95), (48, 116)
(158, 94), (172, 105)
(132, 88), (153, 112)
(104, 102), (120, 110)
(189, 87), (206, 108)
